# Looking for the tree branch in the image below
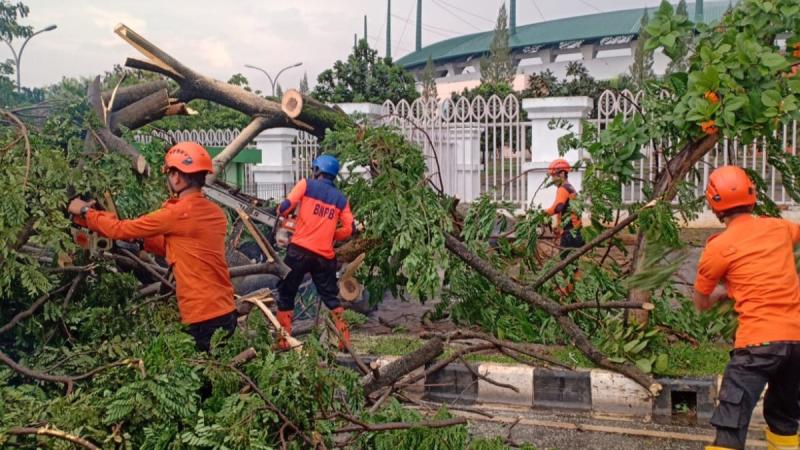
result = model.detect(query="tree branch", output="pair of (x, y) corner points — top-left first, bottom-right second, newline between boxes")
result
(529, 200), (656, 290)
(332, 417), (466, 434)
(7, 426), (100, 450)
(0, 282), (72, 335)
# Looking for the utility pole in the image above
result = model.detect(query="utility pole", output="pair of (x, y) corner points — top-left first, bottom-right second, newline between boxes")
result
(386, 0), (392, 58)
(364, 15), (368, 41)
(2, 24), (57, 93)
(510, 0), (517, 35)
(695, 0), (704, 23)
(415, 0), (422, 51)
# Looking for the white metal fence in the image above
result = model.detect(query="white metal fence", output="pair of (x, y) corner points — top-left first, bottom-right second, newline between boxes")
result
(134, 128), (242, 146)
(595, 90), (800, 206)
(382, 95), (529, 205)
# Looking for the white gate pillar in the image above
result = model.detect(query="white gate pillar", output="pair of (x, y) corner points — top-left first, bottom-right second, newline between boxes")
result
(521, 97), (593, 209)
(251, 128), (297, 194)
(452, 126), (482, 202)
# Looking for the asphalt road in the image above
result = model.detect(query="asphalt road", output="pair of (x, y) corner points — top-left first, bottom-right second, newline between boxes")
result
(459, 406), (767, 450)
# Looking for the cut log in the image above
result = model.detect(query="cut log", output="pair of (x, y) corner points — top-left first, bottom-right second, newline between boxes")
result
(361, 336), (444, 396)
(229, 262), (281, 278)
(115, 24), (351, 178)
(101, 80), (169, 111)
(109, 88), (170, 134)
(84, 76), (150, 176)
(281, 89), (353, 140)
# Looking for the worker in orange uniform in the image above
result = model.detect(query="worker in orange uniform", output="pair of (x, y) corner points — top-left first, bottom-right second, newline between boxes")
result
(694, 166), (800, 450)
(68, 142), (237, 353)
(544, 159), (584, 296)
(275, 154), (354, 350)
(544, 159), (585, 256)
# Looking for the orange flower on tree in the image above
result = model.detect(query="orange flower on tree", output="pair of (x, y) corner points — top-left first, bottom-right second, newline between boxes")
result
(700, 119), (718, 135)
(705, 91), (720, 104)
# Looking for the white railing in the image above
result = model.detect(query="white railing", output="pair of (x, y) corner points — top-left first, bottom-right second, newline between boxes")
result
(595, 90), (800, 206)
(382, 95), (529, 205)
(134, 128), (243, 147)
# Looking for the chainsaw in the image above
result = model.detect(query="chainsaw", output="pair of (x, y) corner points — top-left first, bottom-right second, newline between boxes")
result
(203, 183), (295, 249)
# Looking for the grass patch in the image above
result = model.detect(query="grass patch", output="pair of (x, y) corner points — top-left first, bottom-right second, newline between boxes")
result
(655, 342), (729, 377)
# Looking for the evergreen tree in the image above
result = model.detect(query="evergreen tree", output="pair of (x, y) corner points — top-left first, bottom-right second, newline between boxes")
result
(275, 83), (284, 98)
(666, 0), (691, 74)
(479, 4), (515, 86)
(629, 10), (655, 88)
(313, 39), (418, 103)
(421, 56), (438, 102)
(299, 72), (309, 94)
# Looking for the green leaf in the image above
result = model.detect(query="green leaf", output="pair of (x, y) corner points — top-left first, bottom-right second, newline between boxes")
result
(761, 53), (787, 70)
(607, 356), (627, 364)
(635, 358), (653, 374)
(654, 353), (670, 373)
(761, 90), (781, 107)
(623, 339), (641, 353)
(724, 95), (748, 111)
(789, 80), (800, 95)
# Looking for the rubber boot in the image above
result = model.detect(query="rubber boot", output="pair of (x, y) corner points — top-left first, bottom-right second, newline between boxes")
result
(765, 428), (799, 450)
(331, 307), (350, 351)
(276, 310), (293, 351)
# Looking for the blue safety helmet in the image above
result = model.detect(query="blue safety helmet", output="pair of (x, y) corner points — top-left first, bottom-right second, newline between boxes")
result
(312, 154), (340, 178)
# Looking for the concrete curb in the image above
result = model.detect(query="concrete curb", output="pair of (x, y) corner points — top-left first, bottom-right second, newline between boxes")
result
(337, 355), (729, 424)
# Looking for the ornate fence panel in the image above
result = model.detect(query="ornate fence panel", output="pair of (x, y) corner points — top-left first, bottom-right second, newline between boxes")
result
(382, 95), (529, 206)
(595, 90), (799, 207)
(291, 131), (318, 182)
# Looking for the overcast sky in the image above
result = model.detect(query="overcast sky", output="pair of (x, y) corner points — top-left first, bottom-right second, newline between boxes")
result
(10, 0), (674, 93)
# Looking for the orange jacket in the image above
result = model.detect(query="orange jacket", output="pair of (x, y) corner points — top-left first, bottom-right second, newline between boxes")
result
(278, 178), (354, 259)
(695, 215), (800, 347)
(78, 192), (235, 324)
(545, 183), (581, 232)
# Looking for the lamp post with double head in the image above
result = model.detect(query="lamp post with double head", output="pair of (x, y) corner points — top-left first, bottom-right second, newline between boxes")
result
(3, 24), (57, 93)
(244, 62), (303, 97)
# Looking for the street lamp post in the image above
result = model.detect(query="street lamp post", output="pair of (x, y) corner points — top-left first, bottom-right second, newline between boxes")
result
(3, 24), (57, 93)
(244, 62), (302, 97)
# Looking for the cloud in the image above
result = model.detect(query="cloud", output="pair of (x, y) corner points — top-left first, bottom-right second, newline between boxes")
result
(84, 4), (146, 48)
(196, 39), (233, 69)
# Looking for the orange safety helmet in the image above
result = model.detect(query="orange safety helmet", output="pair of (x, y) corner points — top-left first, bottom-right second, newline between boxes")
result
(705, 166), (756, 214)
(548, 158), (571, 176)
(163, 141), (214, 174)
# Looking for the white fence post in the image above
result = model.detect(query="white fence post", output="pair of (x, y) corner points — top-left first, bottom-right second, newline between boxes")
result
(521, 96), (593, 210)
(251, 128), (298, 198)
(451, 126), (482, 202)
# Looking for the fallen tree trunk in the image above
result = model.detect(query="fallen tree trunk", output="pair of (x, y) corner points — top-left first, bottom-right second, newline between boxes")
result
(444, 233), (660, 394)
(114, 24), (351, 176)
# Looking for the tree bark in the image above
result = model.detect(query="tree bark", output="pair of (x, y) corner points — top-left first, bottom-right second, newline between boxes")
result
(108, 88), (171, 134)
(84, 76), (149, 175)
(102, 80), (169, 111)
(281, 89), (353, 140)
(361, 336), (444, 396)
(628, 133), (720, 323)
(207, 116), (271, 184)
